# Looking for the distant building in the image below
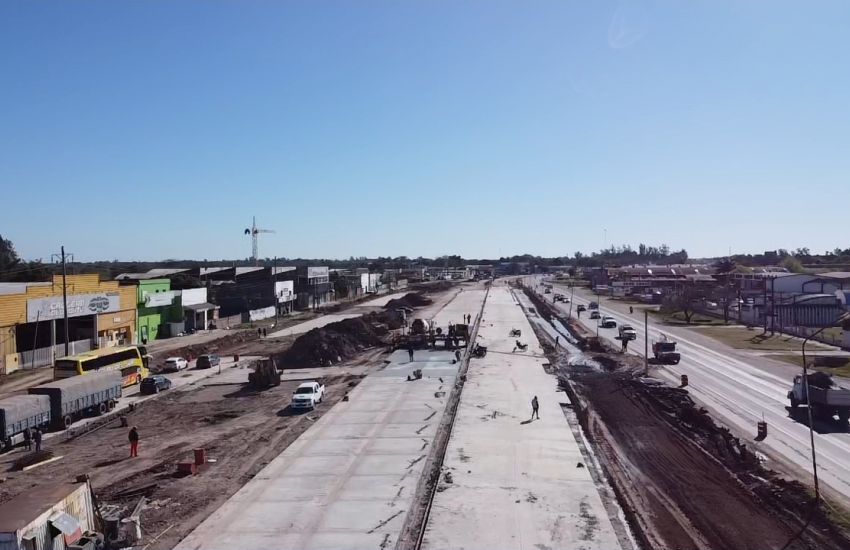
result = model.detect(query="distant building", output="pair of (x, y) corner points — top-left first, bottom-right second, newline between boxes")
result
(296, 266), (331, 309)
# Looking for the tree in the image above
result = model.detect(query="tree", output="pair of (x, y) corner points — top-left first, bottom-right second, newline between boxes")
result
(0, 234), (20, 273)
(662, 283), (703, 324)
(781, 256), (805, 273)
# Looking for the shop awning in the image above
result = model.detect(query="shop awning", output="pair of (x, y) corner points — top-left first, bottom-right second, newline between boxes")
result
(183, 302), (216, 311)
(49, 512), (82, 545)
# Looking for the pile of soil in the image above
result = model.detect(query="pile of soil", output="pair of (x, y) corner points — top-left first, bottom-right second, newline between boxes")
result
(277, 311), (402, 368)
(384, 292), (433, 310)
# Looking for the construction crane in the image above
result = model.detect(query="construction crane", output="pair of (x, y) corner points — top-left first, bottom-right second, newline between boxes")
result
(244, 216), (275, 265)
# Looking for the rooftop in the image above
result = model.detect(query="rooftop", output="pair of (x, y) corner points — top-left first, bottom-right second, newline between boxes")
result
(0, 482), (85, 532)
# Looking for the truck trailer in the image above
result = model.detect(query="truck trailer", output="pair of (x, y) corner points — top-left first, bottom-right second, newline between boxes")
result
(29, 371), (122, 430)
(0, 395), (51, 450)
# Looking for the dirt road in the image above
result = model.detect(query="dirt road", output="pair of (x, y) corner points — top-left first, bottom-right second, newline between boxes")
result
(0, 364), (368, 549)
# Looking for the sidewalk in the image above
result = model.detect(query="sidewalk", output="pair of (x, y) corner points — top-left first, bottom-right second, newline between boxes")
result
(421, 285), (624, 550)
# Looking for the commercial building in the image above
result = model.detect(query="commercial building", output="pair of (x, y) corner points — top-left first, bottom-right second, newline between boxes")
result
(0, 482), (95, 550)
(115, 276), (179, 344)
(0, 275), (136, 375)
(295, 266), (331, 310)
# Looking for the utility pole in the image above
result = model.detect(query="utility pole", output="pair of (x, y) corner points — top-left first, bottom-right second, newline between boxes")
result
(51, 246), (73, 356)
(644, 309), (649, 376)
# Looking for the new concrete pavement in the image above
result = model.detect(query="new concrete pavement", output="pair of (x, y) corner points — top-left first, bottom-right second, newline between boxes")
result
(421, 285), (623, 550)
(175, 289), (487, 550)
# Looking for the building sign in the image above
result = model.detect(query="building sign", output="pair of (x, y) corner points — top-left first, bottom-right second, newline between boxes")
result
(143, 291), (174, 307)
(27, 293), (121, 322)
(275, 281), (294, 302)
(307, 266), (328, 279)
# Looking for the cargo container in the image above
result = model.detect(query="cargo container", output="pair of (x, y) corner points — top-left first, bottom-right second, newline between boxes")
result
(29, 371), (122, 430)
(0, 395), (50, 450)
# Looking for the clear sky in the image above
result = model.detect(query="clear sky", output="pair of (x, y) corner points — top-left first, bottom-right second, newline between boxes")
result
(1, 1), (848, 262)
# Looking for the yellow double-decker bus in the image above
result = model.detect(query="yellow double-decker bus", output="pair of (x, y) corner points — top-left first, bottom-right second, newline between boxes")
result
(53, 345), (151, 387)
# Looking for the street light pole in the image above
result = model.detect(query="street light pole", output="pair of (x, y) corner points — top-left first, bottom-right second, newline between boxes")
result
(644, 309), (649, 376)
(800, 311), (850, 508)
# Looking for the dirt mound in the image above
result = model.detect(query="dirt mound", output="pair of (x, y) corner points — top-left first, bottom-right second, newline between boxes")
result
(277, 311), (400, 368)
(384, 292), (433, 310)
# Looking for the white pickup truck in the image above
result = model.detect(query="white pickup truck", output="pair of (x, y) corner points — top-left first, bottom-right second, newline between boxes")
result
(618, 324), (637, 341)
(291, 381), (325, 410)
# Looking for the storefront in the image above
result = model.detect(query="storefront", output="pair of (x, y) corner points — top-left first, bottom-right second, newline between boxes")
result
(0, 275), (136, 375)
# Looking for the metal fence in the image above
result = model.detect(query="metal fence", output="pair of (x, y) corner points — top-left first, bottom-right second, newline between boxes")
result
(17, 339), (92, 370)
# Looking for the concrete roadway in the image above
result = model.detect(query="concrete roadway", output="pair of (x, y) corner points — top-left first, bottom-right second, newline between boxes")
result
(422, 284), (623, 550)
(537, 277), (850, 505)
(175, 289), (488, 550)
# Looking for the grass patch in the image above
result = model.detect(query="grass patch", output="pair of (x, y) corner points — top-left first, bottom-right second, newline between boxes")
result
(766, 353), (850, 376)
(647, 309), (728, 326)
(694, 325), (831, 351)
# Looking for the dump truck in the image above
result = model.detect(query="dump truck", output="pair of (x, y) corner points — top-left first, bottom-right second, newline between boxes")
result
(29, 370), (122, 430)
(0, 395), (51, 450)
(788, 373), (850, 424)
(249, 357), (281, 389)
(652, 339), (681, 364)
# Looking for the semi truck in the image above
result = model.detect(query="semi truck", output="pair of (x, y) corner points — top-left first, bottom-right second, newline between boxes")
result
(0, 395), (51, 450)
(29, 370), (122, 430)
(788, 373), (850, 424)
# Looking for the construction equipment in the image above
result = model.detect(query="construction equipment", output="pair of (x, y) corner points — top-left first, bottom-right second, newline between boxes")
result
(788, 373), (850, 424)
(243, 216), (276, 266)
(248, 357), (281, 389)
(652, 336), (681, 364)
(472, 344), (488, 358)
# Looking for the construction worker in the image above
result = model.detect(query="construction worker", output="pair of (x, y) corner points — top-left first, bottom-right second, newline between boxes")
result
(33, 428), (42, 452)
(129, 426), (140, 458)
(555, 335), (560, 348)
(630, 306), (634, 314)
(24, 427), (32, 451)
(407, 344), (414, 363)
(622, 338), (629, 353)
(531, 396), (540, 420)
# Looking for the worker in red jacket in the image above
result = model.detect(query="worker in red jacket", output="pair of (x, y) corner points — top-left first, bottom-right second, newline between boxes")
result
(129, 426), (140, 458)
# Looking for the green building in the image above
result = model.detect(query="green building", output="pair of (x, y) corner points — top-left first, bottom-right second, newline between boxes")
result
(135, 279), (179, 343)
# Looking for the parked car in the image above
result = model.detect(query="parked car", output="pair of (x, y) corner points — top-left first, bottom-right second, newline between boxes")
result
(600, 316), (617, 328)
(140, 375), (172, 395)
(577, 305), (587, 313)
(196, 354), (221, 369)
(290, 381), (325, 410)
(590, 311), (601, 320)
(162, 357), (188, 372)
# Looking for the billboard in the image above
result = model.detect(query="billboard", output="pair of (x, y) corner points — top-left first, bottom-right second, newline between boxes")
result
(27, 293), (121, 322)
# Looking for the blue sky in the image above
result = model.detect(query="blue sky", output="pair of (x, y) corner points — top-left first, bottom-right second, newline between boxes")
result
(1, 1), (848, 261)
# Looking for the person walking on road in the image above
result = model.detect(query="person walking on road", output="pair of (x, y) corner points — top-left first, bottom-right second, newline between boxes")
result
(555, 335), (560, 348)
(258, 327), (263, 338)
(129, 426), (140, 458)
(531, 396), (540, 420)
(629, 306), (634, 314)
(408, 344), (415, 363)
(33, 428), (42, 452)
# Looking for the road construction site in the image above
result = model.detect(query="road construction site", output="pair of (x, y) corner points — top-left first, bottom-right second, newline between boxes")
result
(543, 277), (850, 509)
(5, 277), (850, 550)
(522, 280), (850, 550)
(0, 286), (466, 549)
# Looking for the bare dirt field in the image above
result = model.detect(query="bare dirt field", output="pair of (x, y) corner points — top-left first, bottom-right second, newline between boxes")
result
(0, 366), (367, 549)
